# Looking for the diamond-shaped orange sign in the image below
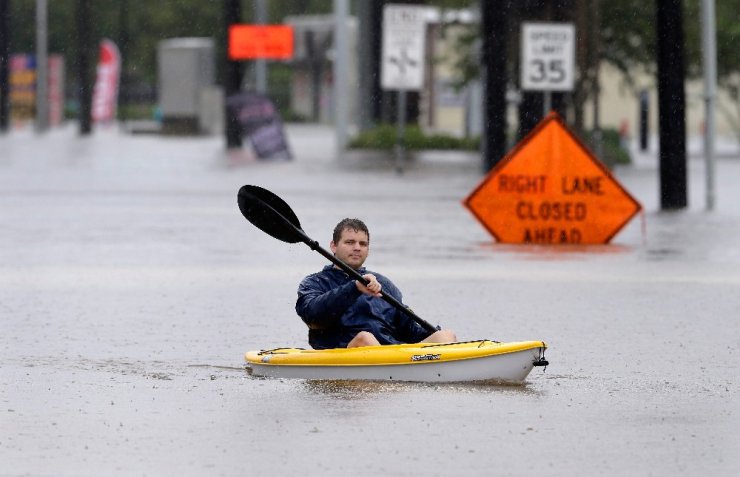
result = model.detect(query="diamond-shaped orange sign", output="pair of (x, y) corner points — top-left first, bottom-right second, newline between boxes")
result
(464, 112), (641, 244)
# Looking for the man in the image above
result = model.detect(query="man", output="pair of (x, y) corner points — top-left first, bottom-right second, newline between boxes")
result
(296, 218), (456, 349)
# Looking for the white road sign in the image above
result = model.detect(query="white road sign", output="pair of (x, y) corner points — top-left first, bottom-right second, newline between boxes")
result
(521, 23), (575, 92)
(381, 4), (427, 91)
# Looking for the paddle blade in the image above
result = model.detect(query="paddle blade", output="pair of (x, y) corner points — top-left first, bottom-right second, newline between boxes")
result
(237, 185), (307, 244)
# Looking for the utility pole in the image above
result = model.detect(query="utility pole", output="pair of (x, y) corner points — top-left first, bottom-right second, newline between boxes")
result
(481, 0), (509, 171)
(224, 0), (243, 149)
(0, 0), (10, 132)
(76, 0), (93, 135)
(656, 0), (687, 209)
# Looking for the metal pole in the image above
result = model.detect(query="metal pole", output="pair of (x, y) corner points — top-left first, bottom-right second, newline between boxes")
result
(592, 0), (604, 161)
(118, 0), (129, 120)
(543, 91), (551, 117)
(254, 0), (267, 94)
(0, 0), (10, 132)
(395, 90), (407, 174)
(35, 0), (49, 133)
(701, 0), (717, 210)
(333, 0), (349, 155)
(224, 0), (243, 148)
(77, 0), (93, 135)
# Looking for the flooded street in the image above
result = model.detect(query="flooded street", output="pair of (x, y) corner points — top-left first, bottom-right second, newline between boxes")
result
(2, 124), (738, 475)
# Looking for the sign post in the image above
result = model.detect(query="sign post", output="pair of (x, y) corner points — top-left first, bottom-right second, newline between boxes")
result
(381, 4), (426, 173)
(520, 22), (575, 115)
(464, 113), (641, 245)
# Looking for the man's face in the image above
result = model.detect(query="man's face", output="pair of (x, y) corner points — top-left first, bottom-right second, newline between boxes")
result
(330, 228), (369, 270)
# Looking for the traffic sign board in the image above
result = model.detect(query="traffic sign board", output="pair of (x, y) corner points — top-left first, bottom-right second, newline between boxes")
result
(381, 4), (427, 91)
(229, 25), (294, 60)
(464, 113), (641, 244)
(521, 22), (575, 91)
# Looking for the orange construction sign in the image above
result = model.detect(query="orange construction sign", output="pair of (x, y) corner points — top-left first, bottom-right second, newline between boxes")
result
(229, 25), (294, 60)
(464, 112), (641, 244)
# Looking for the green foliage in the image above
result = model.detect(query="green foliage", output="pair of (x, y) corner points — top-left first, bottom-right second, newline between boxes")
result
(348, 124), (479, 151)
(8, 1), (334, 89)
(595, 128), (631, 168)
(118, 102), (158, 121)
(600, 0), (657, 79)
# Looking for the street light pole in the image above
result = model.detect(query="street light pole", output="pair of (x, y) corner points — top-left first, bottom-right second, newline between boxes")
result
(333, 0), (349, 155)
(35, 0), (49, 133)
(701, 0), (717, 210)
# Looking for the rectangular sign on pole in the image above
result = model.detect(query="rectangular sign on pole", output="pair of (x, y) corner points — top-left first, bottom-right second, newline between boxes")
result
(229, 25), (294, 60)
(381, 4), (427, 91)
(520, 22), (575, 92)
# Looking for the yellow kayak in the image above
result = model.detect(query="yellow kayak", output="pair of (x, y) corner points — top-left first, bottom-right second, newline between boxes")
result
(245, 340), (548, 383)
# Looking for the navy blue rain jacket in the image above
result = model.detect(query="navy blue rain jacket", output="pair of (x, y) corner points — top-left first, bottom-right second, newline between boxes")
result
(295, 265), (433, 349)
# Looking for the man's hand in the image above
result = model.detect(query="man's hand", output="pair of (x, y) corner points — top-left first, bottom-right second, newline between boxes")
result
(356, 273), (382, 297)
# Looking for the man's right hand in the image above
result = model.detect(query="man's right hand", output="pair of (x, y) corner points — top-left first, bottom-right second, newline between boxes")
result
(356, 273), (382, 297)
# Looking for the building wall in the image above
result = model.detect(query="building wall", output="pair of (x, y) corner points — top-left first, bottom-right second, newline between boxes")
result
(587, 63), (738, 144)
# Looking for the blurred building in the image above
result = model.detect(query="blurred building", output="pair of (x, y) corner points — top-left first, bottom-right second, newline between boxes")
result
(284, 14), (358, 124)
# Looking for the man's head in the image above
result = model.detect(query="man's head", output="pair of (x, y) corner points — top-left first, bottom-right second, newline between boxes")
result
(330, 218), (370, 269)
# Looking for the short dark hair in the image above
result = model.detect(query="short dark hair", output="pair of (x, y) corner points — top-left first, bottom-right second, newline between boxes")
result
(332, 218), (370, 243)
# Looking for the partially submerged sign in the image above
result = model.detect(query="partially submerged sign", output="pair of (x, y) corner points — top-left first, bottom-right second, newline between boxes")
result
(226, 92), (292, 160)
(229, 25), (294, 60)
(464, 113), (641, 244)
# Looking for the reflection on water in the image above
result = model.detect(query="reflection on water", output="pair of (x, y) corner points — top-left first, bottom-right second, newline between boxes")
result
(300, 378), (545, 399)
(476, 242), (635, 261)
(302, 379), (412, 399)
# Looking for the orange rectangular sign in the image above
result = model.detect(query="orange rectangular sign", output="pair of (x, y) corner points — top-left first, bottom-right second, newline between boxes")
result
(229, 25), (294, 60)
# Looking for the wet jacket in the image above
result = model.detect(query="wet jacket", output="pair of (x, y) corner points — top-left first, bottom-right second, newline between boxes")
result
(296, 265), (433, 349)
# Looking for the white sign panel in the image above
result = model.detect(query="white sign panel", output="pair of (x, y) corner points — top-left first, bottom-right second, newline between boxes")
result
(381, 5), (427, 91)
(521, 23), (575, 91)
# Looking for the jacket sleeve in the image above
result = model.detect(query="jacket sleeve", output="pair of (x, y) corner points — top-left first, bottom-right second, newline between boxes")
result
(296, 274), (362, 328)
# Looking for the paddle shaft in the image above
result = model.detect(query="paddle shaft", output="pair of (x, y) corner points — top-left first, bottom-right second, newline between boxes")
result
(303, 237), (438, 334)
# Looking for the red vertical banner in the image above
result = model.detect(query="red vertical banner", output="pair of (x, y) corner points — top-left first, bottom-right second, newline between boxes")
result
(92, 39), (121, 123)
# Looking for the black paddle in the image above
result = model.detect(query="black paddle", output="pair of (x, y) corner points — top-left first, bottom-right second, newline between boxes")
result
(237, 184), (438, 333)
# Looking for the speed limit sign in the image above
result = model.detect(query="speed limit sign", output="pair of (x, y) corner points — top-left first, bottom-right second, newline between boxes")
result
(521, 23), (575, 91)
